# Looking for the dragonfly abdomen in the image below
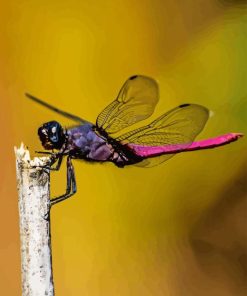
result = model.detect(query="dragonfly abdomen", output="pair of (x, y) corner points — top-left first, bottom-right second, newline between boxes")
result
(126, 133), (243, 158)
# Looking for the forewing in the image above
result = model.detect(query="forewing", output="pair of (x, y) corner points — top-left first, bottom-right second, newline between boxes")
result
(96, 75), (159, 134)
(118, 104), (209, 167)
(26, 93), (89, 124)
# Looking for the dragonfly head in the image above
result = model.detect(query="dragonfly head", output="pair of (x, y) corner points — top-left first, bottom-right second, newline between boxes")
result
(38, 121), (65, 150)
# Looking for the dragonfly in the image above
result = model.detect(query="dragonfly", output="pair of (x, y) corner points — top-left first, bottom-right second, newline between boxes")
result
(26, 75), (243, 206)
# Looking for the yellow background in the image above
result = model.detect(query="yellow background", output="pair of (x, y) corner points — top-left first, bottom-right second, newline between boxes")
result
(0, 1), (246, 295)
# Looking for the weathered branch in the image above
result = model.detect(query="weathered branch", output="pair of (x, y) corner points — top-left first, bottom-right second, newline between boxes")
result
(15, 143), (54, 296)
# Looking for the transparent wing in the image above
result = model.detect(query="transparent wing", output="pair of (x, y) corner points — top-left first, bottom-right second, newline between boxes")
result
(96, 75), (159, 134)
(118, 103), (209, 167)
(118, 104), (209, 145)
(134, 154), (174, 168)
(26, 93), (89, 124)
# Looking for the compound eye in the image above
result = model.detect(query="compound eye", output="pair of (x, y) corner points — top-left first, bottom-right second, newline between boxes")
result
(41, 128), (48, 135)
(51, 126), (57, 134)
(50, 125), (60, 142)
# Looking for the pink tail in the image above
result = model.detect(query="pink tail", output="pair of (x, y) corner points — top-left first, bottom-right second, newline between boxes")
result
(127, 133), (243, 158)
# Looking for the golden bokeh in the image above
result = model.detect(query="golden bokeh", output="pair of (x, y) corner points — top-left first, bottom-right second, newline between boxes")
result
(0, 1), (246, 295)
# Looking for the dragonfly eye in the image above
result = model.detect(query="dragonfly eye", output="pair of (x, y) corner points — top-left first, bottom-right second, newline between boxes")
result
(38, 121), (65, 150)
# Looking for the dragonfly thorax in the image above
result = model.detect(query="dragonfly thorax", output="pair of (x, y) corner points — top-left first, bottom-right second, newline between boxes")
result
(38, 121), (65, 150)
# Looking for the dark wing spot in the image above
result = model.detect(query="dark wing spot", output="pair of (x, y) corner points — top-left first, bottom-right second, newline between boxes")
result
(179, 103), (191, 108)
(129, 75), (138, 80)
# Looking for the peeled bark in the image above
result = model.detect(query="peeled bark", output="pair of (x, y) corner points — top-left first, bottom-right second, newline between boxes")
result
(15, 143), (54, 296)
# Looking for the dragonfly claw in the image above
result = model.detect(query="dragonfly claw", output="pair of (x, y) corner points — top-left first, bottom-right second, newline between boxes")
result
(43, 210), (50, 221)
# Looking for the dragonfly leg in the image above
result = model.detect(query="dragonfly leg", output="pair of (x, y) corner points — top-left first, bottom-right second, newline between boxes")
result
(48, 154), (63, 171)
(35, 151), (53, 155)
(50, 156), (77, 206)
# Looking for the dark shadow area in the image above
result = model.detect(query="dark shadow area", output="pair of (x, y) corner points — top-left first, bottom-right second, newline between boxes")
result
(146, 0), (246, 64)
(190, 161), (247, 295)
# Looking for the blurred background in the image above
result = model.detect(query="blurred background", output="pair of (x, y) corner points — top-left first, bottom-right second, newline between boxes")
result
(0, 0), (246, 295)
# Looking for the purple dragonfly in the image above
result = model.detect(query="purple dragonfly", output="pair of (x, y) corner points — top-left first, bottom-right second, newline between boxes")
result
(26, 75), (243, 205)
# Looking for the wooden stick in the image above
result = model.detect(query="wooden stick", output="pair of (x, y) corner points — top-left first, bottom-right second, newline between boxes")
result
(15, 143), (54, 296)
